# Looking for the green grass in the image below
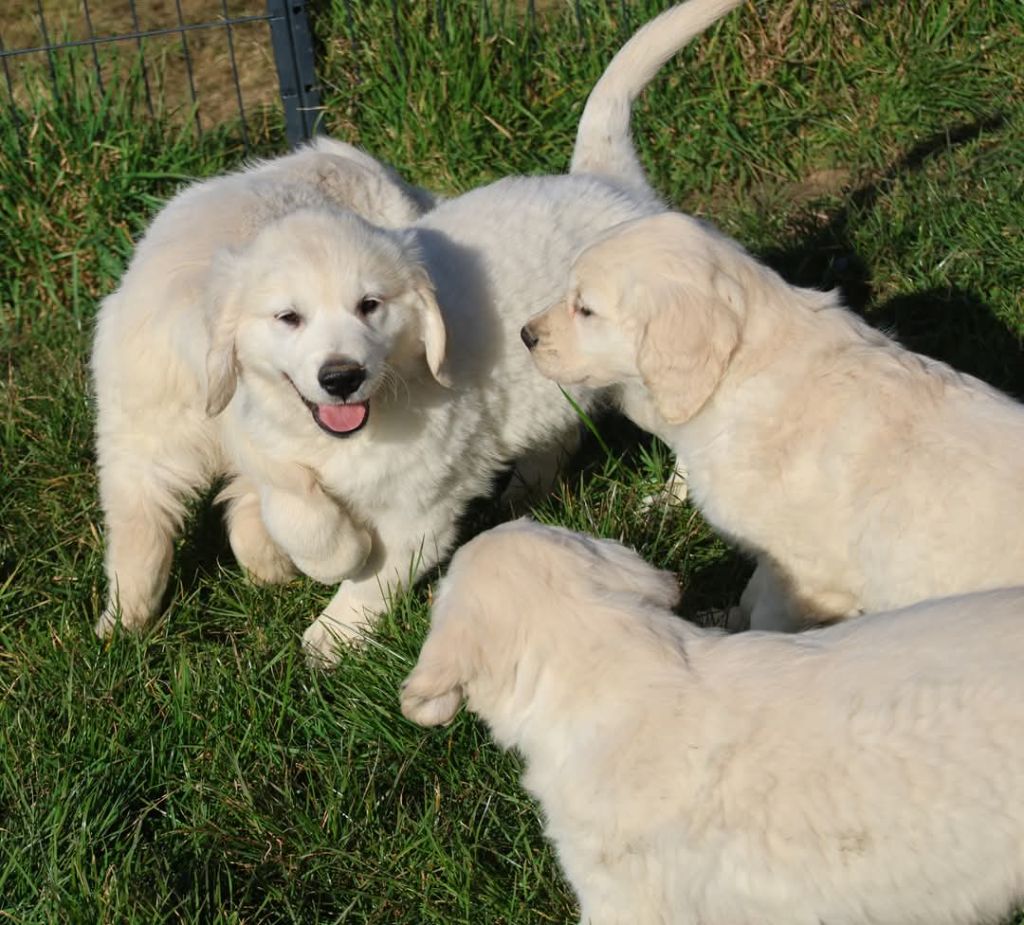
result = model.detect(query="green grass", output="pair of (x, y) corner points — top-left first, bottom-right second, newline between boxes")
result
(2, 0), (1023, 920)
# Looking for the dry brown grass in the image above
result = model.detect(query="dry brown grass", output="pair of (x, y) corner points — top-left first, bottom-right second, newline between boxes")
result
(0, 0), (278, 131)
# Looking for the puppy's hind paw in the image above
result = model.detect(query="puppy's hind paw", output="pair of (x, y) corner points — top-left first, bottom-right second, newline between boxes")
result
(94, 603), (150, 639)
(302, 613), (370, 669)
(94, 607), (120, 640)
(233, 536), (297, 586)
(226, 501), (298, 585)
(640, 468), (689, 512)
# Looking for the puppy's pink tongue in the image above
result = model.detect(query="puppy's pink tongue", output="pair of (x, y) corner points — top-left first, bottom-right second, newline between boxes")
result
(317, 402), (368, 433)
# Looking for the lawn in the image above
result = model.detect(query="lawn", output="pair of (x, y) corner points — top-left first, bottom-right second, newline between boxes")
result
(1, 0), (1023, 921)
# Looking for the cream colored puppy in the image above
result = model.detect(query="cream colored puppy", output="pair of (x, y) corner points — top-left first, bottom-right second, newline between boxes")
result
(522, 212), (1024, 630)
(92, 137), (436, 638)
(267, 0), (744, 664)
(402, 520), (1024, 925)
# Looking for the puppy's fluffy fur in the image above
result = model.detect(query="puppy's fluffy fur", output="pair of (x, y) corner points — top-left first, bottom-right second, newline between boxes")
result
(402, 520), (1024, 925)
(524, 212), (1024, 630)
(92, 137), (437, 639)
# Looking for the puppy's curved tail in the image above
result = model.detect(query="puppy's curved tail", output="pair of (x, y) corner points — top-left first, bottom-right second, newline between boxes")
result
(571, 0), (744, 194)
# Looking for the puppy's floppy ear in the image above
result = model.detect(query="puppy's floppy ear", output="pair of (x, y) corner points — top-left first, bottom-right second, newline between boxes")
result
(589, 538), (680, 610)
(410, 265), (450, 388)
(400, 601), (471, 726)
(205, 249), (244, 416)
(636, 267), (744, 425)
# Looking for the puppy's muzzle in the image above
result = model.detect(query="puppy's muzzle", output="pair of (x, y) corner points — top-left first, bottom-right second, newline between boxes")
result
(318, 359), (366, 399)
(520, 324), (539, 350)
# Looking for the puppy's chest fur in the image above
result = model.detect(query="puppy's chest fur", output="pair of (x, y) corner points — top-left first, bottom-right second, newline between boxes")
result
(317, 401), (501, 516)
(230, 379), (499, 513)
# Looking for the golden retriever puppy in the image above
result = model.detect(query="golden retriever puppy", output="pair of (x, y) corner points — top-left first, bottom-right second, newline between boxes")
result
(402, 520), (1024, 925)
(92, 137), (436, 638)
(522, 212), (1024, 630)
(93, 0), (744, 664)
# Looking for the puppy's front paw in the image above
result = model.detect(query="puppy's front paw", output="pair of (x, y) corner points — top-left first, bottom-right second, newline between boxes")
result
(230, 529), (297, 586)
(293, 528), (372, 585)
(302, 612), (370, 669)
(94, 602), (150, 639)
(94, 607), (120, 640)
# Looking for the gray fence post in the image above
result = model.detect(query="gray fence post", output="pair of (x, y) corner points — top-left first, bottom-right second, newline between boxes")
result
(267, 0), (322, 148)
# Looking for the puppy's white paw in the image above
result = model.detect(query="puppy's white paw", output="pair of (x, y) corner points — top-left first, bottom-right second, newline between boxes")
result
(94, 604), (149, 639)
(292, 528), (372, 586)
(639, 469), (689, 512)
(302, 612), (370, 669)
(94, 607), (120, 640)
(230, 528), (297, 586)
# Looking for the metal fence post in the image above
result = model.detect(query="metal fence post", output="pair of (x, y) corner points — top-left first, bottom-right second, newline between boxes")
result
(266, 0), (322, 148)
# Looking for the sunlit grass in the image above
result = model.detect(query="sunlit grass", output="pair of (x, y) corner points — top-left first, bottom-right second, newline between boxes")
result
(1, 1), (1022, 920)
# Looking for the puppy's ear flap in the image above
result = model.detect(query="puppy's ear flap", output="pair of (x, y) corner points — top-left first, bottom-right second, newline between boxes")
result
(395, 230), (449, 387)
(591, 539), (680, 610)
(205, 249), (244, 417)
(412, 269), (450, 388)
(637, 270), (743, 425)
(400, 607), (468, 726)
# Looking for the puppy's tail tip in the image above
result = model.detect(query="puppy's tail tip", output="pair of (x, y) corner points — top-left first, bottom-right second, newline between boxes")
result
(570, 0), (745, 191)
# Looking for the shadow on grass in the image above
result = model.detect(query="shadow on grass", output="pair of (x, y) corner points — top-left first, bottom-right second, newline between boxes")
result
(760, 112), (1023, 397)
(166, 489), (250, 644)
(760, 114), (1005, 299)
(874, 287), (1024, 399)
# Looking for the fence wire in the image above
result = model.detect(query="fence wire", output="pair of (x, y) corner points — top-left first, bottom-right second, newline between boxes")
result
(0, 0), (321, 150)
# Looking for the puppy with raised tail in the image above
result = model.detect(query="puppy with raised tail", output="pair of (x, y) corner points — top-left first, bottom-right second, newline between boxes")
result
(402, 519), (1024, 925)
(522, 212), (1024, 631)
(92, 1), (746, 664)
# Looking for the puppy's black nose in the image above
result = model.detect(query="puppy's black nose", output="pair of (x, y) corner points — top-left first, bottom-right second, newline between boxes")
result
(520, 324), (539, 350)
(318, 360), (366, 399)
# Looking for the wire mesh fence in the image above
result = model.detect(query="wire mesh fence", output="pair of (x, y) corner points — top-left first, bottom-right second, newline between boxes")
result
(0, 0), (321, 150)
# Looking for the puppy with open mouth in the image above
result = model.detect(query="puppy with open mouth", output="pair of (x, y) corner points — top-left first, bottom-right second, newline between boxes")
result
(93, 0), (747, 665)
(92, 135), (437, 641)
(204, 206), (456, 597)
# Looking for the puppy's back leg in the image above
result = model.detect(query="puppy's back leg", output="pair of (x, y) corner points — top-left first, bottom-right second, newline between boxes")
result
(94, 424), (215, 637)
(218, 475), (296, 585)
(734, 558), (851, 633)
(728, 557), (800, 633)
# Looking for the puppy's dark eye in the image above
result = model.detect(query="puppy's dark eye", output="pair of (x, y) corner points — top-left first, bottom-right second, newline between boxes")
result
(275, 309), (303, 327)
(358, 296), (381, 317)
(577, 303), (594, 318)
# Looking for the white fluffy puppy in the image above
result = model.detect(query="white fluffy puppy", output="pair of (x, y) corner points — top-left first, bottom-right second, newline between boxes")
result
(402, 520), (1024, 925)
(522, 212), (1024, 631)
(92, 137), (436, 637)
(93, 0), (745, 664)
